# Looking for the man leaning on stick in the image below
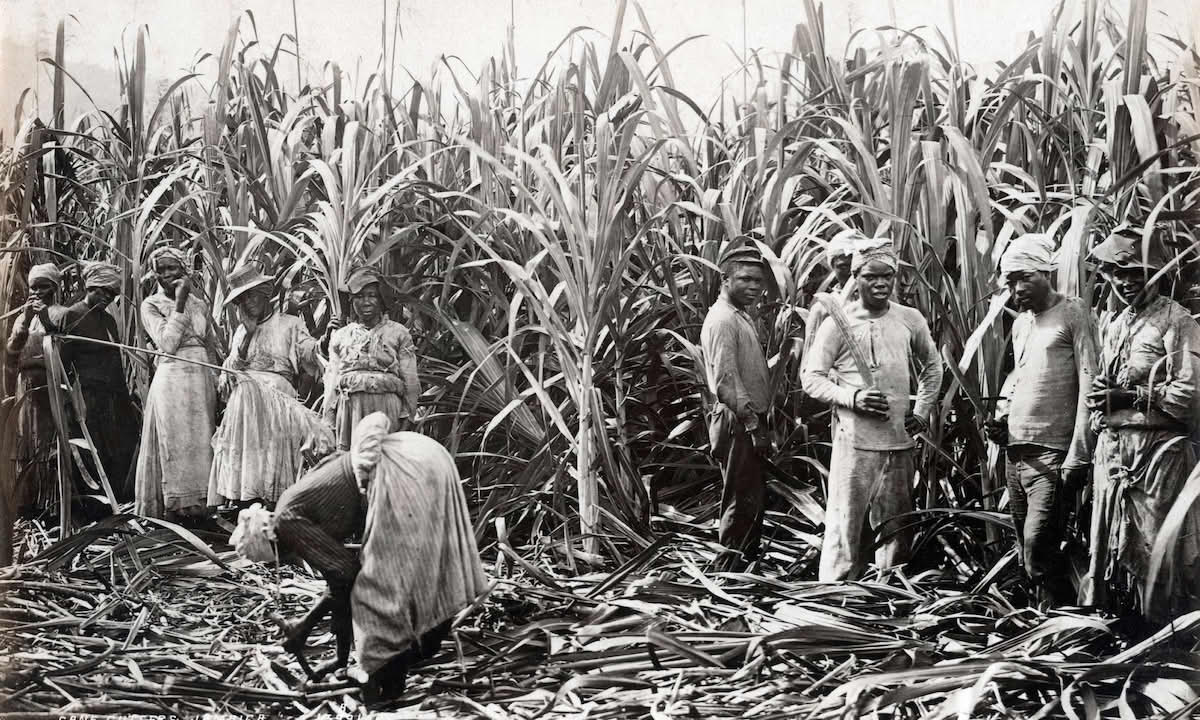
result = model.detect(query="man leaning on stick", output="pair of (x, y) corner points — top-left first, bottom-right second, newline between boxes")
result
(802, 237), (942, 581)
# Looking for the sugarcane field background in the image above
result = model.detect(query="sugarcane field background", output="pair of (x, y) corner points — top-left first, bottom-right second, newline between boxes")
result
(3, 0), (1200, 717)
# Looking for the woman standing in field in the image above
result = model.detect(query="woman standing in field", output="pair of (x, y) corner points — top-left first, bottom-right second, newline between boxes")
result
(50, 262), (139, 502)
(324, 267), (421, 449)
(1085, 226), (1200, 622)
(135, 247), (218, 520)
(5, 263), (64, 514)
(208, 264), (333, 507)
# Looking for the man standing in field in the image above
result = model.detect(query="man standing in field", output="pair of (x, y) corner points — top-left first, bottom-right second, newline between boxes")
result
(986, 233), (1096, 605)
(701, 239), (772, 571)
(802, 237), (942, 581)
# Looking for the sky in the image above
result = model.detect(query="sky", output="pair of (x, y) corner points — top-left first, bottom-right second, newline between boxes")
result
(1, 0), (1196, 137)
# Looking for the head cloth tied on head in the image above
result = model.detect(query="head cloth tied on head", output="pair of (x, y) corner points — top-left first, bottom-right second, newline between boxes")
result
(850, 237), (898, 274)
(148, 246), (188, 272)
(230, 502), (276, 563)
(350, 412), (392, 488)
(826, 229), (861, 266)
(82, 262), (122, 292)
(999, 233), (1056, 283)
(28, 263), (62, 287)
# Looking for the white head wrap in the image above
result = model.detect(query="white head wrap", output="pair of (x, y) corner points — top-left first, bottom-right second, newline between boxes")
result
(82, 262), (122, 291)
(999, 233), (1056, 282)
(230, 503), (276, 563)
(850, 237), (898, 274)
(28, 263), (62, 287)
(148, 246), (188, 272)
(350, 412), (392, 491)
(826, 229), (860, 266)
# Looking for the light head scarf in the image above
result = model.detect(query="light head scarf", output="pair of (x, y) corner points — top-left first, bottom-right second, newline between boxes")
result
(825, 229), (860, 266)
(230, 502), (277, 563)
(81, 262), (122, 292)
(147, 246), (188, 272)
(350, 412), (392, 493)
(999, 233), (1056, 284)
(28, 263), (62, 287)
(850, 237), (898, 274)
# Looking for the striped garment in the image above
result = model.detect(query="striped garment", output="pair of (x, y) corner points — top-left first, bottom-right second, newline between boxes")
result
(352, 431), (487, 674)
(273, 453), (363, 585)
(272, 439), (488, 675)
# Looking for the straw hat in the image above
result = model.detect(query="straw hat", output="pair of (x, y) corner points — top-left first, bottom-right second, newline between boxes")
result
(224, 264), (276, 306)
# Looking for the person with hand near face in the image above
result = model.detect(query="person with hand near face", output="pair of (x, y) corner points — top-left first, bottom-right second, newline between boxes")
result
(803, 229), (860, 360)
(5, 263), (65, 514)
(802, 237), (942, 581)
(700, 239), (772, 571)
(987, 233), (1097, 606)
(208, 264), (334, 508)
(1082, 225), (1200, 622)
(323, 267), (421, 450)
(49, 261), (139, 502)
(134, 246), (218, 521)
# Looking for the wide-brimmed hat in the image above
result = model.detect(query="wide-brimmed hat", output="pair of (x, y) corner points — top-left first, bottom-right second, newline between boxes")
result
(344, 266), (383, 295)
(1089, 224), (1168, 271)
(223, 264), (275, 306)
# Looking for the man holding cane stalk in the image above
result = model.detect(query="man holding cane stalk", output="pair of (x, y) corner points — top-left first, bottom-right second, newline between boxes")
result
(803, 237), (942, 581)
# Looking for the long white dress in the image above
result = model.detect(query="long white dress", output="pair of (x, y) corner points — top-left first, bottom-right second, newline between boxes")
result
(207, 312), (333, 505)
(135, 292), (217, 517)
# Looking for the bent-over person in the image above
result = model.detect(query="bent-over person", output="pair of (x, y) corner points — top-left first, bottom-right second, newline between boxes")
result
(988, 233), (1097, 605)
(701, 240), (771, 571)
(802, 238), (941, 581)
(231, 412), (487, 705)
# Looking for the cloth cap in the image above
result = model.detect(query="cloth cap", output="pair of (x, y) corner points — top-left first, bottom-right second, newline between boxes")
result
(718, 236), (764, 270)
(850, 237), (898, 274)
(224, 264), (275, 306)
(345, 267), (383, 295)
(148, 246), (188, 272)
(82, 262), (122, 292)
(350, 412), (392, 487)
(230, 502), (276, 563)
(826, 229), (861, 265)
(1089, 224), (1168, 271)
(28, 263), (61, 287)
(999, 233), (1056, 282)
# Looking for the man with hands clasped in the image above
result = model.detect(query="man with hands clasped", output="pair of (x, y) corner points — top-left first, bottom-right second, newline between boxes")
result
(802, 237), (942, 581)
